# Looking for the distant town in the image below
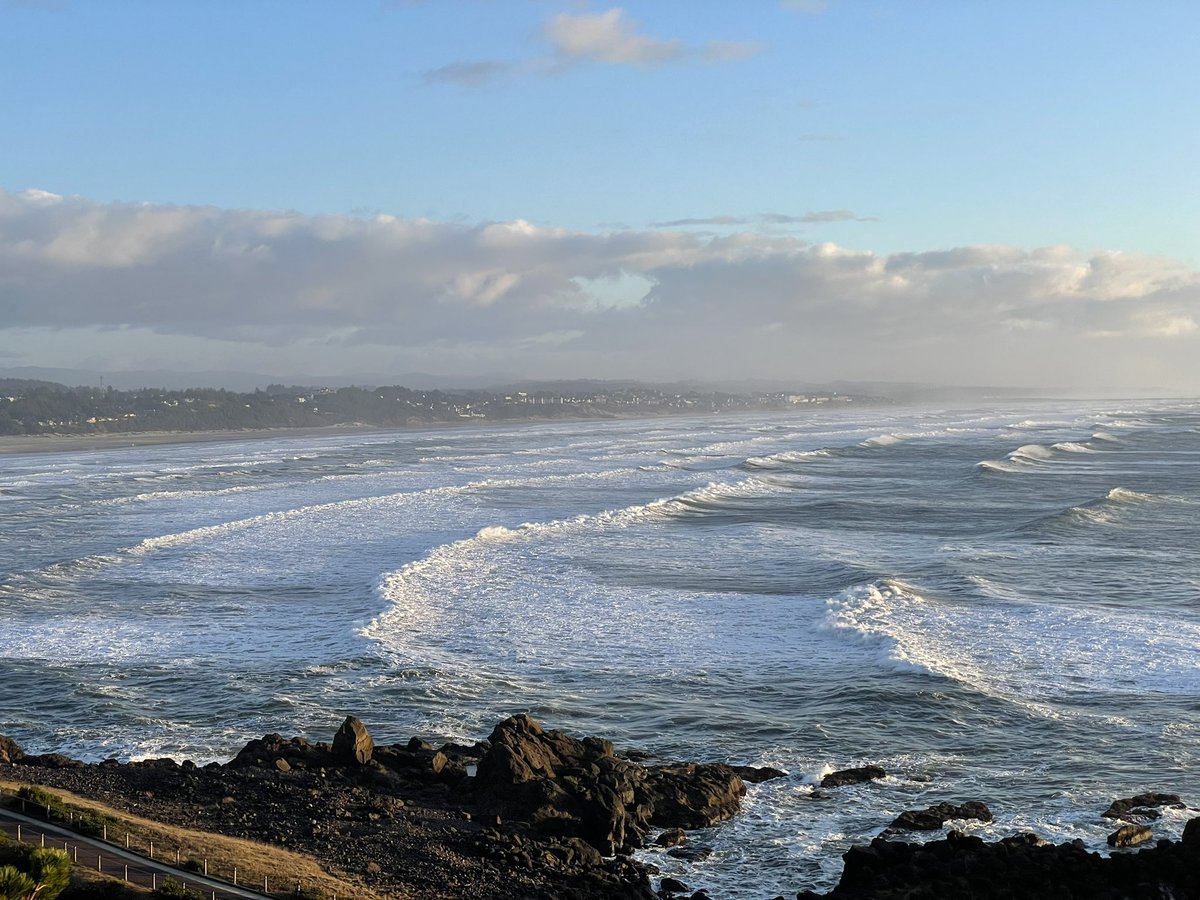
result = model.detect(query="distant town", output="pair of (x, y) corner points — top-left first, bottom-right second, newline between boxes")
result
(0, 378), (888, 436)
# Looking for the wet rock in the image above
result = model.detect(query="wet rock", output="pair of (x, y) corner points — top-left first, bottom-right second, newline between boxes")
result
(729, 765), (788, 784)
(821, 765), (886, 788)
(666, 845), (712, 862)
(818, 827), (1200, 899)
(0, 735), (23, 764)
(660, 876), (689, 894)
(642, 764), (746, 830)
(472, 715), (746, 857)
(1101, 792), (1183, 820)
(1107, 823), (1153, 848)
(332, 716), (374, 765)
(888, 800), (992, 831)
(655, 828), (687, 847)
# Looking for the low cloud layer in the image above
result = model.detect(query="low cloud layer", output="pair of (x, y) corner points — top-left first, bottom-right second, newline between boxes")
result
(651, 210), (877, 228)
(2, 188), (1199, 390)
(422, 7), (761, 86)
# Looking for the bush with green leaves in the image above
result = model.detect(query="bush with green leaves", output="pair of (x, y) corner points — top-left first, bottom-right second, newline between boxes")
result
(14, 787), (60, 815)
(0, 847), (70, 900)
(0, 865), (36, 900)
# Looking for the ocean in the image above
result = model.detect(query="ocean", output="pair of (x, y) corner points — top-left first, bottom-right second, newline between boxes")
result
(1, 399), (1198, 896)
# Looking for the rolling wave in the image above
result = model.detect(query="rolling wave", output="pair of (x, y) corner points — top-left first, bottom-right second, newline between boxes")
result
(825, 577), (1200, 715)
(1022, 487), (1166, 530)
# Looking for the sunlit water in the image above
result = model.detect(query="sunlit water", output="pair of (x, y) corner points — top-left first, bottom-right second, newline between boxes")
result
(2, 400), (1199, 895)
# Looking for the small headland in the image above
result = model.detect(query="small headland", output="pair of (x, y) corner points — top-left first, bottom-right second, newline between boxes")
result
(2, 719), (1199, 899)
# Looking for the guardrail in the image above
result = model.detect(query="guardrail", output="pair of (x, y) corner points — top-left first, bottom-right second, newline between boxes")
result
(0, 785), (346, 899)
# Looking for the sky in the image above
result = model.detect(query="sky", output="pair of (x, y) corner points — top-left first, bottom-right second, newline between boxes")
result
(1, 0), (1198, 392)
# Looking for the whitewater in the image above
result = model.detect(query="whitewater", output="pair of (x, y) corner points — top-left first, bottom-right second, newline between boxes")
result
(2, 399), (1199, 895)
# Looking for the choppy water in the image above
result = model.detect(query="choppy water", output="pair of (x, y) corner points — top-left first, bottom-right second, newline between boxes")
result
(2, 400), (1199, 895)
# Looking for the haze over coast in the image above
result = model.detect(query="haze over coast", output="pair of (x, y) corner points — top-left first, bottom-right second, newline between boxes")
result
(2, 3), (1198, 395)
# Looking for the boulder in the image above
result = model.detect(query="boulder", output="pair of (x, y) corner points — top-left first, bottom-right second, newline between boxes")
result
(0, 735), (23, 764)
(1183, 816), (1200, 850)
(470, 715), (748, 857)
(642, 764), (745, 830)
(889, 800), (992, 831)
(1101, 792), (1184, 820)
(655, 828), (687, 847)
(825, 828), (1200, 899)
(729, 765), (788, 784)
(332, 716), (374, 765)
(1107, 824), (1153, 848)
(229, 733), (326, 770)
(821, 765), (886, 788)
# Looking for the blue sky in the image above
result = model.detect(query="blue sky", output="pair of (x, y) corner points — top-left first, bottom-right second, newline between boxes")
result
(1, 1), (1199, 389)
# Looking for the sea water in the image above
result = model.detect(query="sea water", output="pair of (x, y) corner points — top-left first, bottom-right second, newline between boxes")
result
(1, 400), (1198, 895)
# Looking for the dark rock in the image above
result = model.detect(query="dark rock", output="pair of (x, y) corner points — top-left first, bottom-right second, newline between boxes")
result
(407, 737), (434, 752)
(660, 876), (689, 894)
(21, 753), (85, 769)
(666, 845), (712, 862)
(332, 716), (374, 765)
(471, 716), (746, 858)
(729, 765), (788, 784)
(821, 765), (886, 788)
(0, 735), (23, 764)
(655, 828), (687, 847)
(1183, 816), (1200, 850)
(820, 828), (1200, 899)
(1102, 792), (1184, 820)
(889, 800), (992, 831)
(642, 763), (746, 830)
(1107, 823), (1153, 848)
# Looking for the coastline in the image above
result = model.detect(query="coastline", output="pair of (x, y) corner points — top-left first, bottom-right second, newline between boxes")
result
(2, 716), (1197, 899)
(0, 425), (402, 456)
(0, 405), (817, 457)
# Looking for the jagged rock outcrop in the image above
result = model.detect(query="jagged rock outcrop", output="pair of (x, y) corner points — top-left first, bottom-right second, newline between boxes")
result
(0, 735), (23, 764)
(1101, 792), (1184, 820)
(471, 714), (745, 856)
(801, 824), (1200, 899)
(332, 716), (374, 765)
(888, 800), (992, 831)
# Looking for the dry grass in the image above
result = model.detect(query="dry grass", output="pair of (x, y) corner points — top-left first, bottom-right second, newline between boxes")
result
(1, 779), (393, 899)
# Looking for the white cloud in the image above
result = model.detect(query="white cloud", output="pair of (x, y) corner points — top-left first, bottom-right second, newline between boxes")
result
(544, 8), (682, 65)
(421, 6), (761, 86)
(2, 188), (1199, 390)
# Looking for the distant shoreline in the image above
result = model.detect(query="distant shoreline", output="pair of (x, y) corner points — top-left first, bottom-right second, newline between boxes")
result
(0, 410), (684, 456)
(0, 424), (406, 456)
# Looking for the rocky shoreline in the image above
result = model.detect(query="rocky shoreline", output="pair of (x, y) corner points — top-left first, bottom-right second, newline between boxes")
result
(2, 717), (1198, 899)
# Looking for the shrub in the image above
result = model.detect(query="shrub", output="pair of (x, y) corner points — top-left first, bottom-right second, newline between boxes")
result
(153, 878), (204, 899)
(26, 848), (70, 898)
(14, 787), (59, 814)
(0, 865), (35, 900)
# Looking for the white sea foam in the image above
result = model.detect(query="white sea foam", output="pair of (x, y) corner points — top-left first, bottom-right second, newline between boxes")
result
(825, 578), (1200, 712)
(1050, 441), (1097, 453)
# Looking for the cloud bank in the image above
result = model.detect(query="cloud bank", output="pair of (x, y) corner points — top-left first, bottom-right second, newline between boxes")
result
(2, 188), (1199, 390)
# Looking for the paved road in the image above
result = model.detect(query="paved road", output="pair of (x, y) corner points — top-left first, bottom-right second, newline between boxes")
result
(0, 804), (273, 899)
